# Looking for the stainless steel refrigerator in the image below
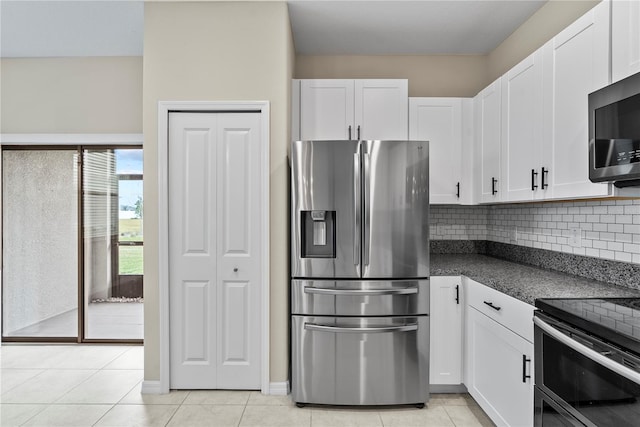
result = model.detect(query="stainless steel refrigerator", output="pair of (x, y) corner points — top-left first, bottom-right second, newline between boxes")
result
(290, 139), (430, 407)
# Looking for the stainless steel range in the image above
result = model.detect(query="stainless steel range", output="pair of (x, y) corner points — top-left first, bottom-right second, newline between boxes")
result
(534, 298), (640, 426)
(289, 139), (430, 407)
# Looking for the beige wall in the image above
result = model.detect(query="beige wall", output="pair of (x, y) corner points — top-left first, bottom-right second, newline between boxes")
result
(487, 0), (600, 82)
(295, 55), (488, 97)
(143, 1), (293, 383)
(0, 57), (142, 133)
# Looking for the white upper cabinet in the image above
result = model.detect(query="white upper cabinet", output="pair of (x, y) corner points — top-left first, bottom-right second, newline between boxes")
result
(612, 0), (640, 83)
(501, 50), (545, 202)
(300, 79), (355, 140)
(498, 0), (612, 203)
(297, 79), (408, 141)
(355, 80), (409, 140)
(474, 79), (502, 204)
(541, 0), (612, 200)
(410, 97), (463, 204)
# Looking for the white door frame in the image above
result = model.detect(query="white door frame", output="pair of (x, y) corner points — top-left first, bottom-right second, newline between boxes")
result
(156, 101), (270, 394)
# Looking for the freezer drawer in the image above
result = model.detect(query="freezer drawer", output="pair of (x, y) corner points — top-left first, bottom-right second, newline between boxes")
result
(291, 315), (429, 406)
(291, 279), (429, 316)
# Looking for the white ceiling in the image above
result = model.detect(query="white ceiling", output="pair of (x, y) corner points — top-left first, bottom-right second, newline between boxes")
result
(0, 1), (144, 58)
(288, 0), (546, 55)
(0, 0), (546, 58)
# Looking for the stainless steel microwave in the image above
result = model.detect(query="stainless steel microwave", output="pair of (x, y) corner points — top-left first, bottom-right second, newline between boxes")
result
(589, 71), (640, 187)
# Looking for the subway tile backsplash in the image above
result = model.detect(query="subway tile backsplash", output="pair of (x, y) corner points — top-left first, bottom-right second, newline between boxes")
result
(428, 206), (488, 240)
(430, 199), (640, 265)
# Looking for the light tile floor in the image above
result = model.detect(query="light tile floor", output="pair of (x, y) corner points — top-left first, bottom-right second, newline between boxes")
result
(1, 345), (495, 427)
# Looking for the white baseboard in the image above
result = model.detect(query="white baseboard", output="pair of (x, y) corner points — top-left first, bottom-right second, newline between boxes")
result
(141, 380), (163, 395)
(269, 381), (290, 395)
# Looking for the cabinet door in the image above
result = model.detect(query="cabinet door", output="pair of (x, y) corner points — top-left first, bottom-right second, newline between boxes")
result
(409, 98), (462, 204)
(300, 79), (354, 140)
(501, 50), (545, 202)
(355, 79), (408, 140)
(430, 277), (463, 385)
(542, 1), (611, 200)
(467, 307), (534, 427)
(612, 0), (640, 83)
(474, 80), (502, 203)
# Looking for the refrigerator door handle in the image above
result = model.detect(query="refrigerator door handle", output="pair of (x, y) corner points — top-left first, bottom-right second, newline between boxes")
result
(353, 153), (361, 266)
(304, 286), (418, 296)
(363, 152), (371, 266)
(304, 323), (418, 334)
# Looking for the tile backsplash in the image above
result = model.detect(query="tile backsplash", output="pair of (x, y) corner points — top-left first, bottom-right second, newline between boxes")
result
(428, 206), (488, 240)
(430, 199), (640, 265)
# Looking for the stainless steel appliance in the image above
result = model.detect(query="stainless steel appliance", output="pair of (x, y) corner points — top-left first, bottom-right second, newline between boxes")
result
(589, 71), (640, 187)
(534, 298), (640, 426)
(290, 139), (430, 407)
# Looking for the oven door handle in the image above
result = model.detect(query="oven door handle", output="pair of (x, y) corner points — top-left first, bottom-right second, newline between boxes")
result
(534, 316), (640, 385)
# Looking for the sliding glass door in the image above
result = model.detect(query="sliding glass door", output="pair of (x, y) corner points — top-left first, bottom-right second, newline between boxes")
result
(2, 146), (143, 342)
(83, 148), (143, 340)
(2, 149), (79, 338)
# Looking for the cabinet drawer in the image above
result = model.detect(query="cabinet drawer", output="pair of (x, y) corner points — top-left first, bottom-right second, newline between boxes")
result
(466, 279), (534, 342)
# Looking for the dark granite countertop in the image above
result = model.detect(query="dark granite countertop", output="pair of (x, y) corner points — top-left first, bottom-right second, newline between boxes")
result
(431, 254), (640, 306)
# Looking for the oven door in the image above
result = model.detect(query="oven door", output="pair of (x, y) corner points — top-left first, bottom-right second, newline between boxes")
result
(534, 314), (640, 427)
(535, 388), (586, 427)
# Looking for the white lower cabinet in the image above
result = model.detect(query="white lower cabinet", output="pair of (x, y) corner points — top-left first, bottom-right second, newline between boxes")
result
(431, 276), (535, 426)
(465, 279), (534, 427)
(429, 276), (463, 386)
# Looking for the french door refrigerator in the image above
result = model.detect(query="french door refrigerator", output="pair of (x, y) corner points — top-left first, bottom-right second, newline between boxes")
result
(290, 139), (430, 407)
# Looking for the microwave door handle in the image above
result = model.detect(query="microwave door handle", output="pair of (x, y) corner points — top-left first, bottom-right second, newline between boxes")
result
(534, 317), (640, 385)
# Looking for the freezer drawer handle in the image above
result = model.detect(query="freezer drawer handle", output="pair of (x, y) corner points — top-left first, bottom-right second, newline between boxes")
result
(303, 286), (418, 296)
(304, 323), (419, 334)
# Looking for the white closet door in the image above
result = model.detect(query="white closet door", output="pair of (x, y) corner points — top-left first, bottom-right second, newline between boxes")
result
(169, 112), (262, 389)
(215, 113), (262, 389)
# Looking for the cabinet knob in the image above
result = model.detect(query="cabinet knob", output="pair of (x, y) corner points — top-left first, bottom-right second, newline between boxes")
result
(233, 268), (238, 272)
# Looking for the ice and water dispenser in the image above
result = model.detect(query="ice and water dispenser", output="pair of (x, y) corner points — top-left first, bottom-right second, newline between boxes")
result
(300, 210), (336, 258)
